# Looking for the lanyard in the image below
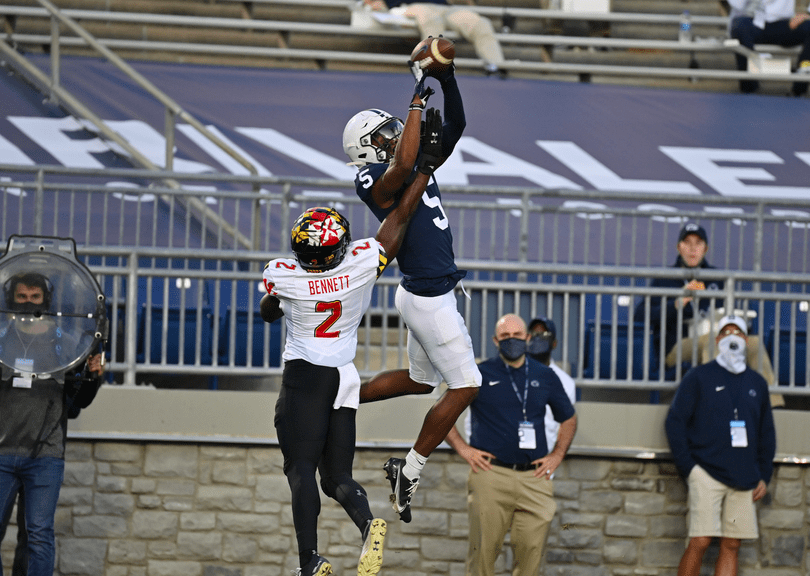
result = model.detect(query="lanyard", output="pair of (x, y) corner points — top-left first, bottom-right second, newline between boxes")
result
(504, 358), (530, 421)
(721, 381), (744, 422)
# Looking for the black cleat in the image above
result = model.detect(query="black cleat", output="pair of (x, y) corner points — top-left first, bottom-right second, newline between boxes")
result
(383, 457), (418, 523)
(296, 554), (332, 576)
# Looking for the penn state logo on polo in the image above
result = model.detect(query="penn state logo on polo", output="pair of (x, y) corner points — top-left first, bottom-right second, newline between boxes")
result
(530, 379), (540, 387)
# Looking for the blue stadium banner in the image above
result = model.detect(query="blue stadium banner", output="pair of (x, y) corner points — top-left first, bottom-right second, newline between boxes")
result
(1, 56), (809, 203)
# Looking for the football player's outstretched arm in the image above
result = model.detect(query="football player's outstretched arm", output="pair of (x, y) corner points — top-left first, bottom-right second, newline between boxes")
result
(436, 66), (465, 161)
(371, 82), (434, 209)
(376, 108), (443, 262)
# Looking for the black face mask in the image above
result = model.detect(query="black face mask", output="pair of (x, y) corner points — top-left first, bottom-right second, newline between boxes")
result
(498, 338), (526, 362)
(527, 333), (554, 362)
(11, 301), (44, 316)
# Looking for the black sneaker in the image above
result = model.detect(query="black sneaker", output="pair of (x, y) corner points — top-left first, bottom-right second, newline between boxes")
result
(383, 457), (418, 523)
(357, 518), (386, 576)
(296, 554), (332, 576)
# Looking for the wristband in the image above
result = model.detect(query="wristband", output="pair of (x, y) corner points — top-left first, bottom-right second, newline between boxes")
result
(417, 153), (440, 174)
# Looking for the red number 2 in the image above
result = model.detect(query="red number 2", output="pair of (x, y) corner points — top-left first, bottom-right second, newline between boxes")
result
(352, 241), (371, 256)
(314, 300), (342, 338)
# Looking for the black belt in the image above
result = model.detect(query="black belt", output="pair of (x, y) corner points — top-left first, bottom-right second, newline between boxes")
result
(489, 458), (537, 472)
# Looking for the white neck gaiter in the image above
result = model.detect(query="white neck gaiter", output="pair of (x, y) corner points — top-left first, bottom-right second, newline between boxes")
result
(716, 335), (747, 374)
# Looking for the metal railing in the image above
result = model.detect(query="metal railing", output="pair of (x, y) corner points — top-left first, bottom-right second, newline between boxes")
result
(3, 3), (809, 86)
(0, 0), (265, 251)
(2, 164), (809, 273)
(86, 251), (810, 394)
(0, 164), (808, 395)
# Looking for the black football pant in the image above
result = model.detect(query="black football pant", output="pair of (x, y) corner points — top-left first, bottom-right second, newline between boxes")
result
(275, 359), (373, 567)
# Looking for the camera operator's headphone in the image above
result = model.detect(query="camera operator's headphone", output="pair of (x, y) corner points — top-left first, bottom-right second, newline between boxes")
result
(4, 272), (54, 310)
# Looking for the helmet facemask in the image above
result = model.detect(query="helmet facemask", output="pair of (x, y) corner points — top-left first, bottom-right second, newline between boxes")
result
(368, 118), (404, 162)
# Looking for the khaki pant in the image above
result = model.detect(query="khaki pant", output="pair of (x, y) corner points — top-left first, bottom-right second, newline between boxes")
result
(467, 465), (555, 576)
(403, 3), (505, 66)
(687, 464), (758, 539)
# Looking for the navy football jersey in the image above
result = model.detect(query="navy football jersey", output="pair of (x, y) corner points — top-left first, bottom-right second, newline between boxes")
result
(355, 163), (464, 297)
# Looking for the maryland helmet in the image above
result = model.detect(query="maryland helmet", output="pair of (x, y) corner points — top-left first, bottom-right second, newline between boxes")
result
(342, 109), (404, 166)
(291, 207), (352, 272)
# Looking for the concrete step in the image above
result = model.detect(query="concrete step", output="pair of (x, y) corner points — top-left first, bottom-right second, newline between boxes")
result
(612, 0), (723, 16)
(551, 44), (737, 69)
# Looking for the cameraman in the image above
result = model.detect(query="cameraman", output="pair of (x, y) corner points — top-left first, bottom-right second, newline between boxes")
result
(0, 272), (104, 576)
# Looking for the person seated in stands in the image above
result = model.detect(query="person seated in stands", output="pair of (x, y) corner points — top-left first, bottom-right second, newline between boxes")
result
(635, 223), (783, 406)
(634, 223), (724, 361)
(539, 0), (610, 39)
(362, 0), (507, 76)
(728, 0), (810, 95)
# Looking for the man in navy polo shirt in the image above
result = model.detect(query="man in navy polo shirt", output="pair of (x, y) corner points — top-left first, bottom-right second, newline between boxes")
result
(666, 315), (776, 576)
(446, 313), (577, 576)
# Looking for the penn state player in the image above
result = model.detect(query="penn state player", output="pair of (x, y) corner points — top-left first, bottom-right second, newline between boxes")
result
(261, 107), (442, 576)
(342, 62), (481, 524)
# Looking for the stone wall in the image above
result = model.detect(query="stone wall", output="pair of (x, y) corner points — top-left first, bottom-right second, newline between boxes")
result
(1, 441), (807, 576)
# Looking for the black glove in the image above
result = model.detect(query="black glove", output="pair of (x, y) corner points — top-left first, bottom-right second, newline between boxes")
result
(428, 62), (455, 83)
(410, 76), (435, 111)
(416, 108), (443, 174)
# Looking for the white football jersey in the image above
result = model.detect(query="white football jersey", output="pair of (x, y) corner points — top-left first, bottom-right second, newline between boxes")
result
(262, 238), (388, 367)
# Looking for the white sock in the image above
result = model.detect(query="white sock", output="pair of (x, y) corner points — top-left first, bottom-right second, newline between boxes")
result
(402, 449), (427, 480)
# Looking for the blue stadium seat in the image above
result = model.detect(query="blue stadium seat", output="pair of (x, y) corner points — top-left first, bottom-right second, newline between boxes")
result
(217, 309), (282, 367)
(584, 321), (658, 380)
(136, 305), (214, 365)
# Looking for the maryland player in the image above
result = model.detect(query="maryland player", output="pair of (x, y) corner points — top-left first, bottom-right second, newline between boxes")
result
(260, 108), (443, 576)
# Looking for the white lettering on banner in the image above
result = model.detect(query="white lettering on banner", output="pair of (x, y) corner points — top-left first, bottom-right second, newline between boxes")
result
(0, 177), (25, 197)
(236, 127), (357, 181)
(5, 115), (810, 203)
(0, 132), (34, 165)
(105, 120), (215, 173)
(703, 206), (746, 226)
(660, 147), (810, 200)
(563, 200), (611, 220)
(176, 124), (272, 176)
(563, 201), (753, 225)
(107, 181), (156, 203)
(8, 117), (109, 168)
(637, 203), (681, 223)
(439, 137), (582, 189)
(771, 209), (810, 229)
(184, 184), (220, 205)
(537, 141), (700, 195)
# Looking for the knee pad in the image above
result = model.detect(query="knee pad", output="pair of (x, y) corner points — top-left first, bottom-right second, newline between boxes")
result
(321, 474), (366, 503)
(286, 460), (317, 490)
(319, 475), (337, 499)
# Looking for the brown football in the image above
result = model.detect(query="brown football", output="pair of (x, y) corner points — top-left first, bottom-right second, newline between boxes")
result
(410, 36), (455, 74)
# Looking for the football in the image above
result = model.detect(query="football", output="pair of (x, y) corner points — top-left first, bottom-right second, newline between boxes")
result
(410, 36), (455, 75)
